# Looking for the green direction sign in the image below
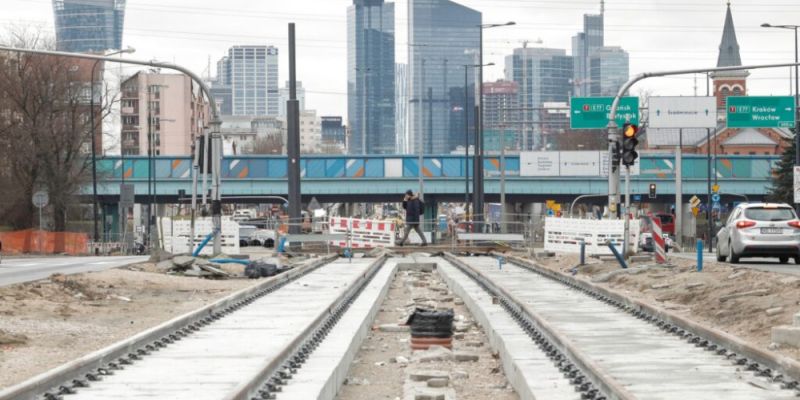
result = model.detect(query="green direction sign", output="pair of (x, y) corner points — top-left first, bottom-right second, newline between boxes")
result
(570, 97), (639, 129)
(727, 96), (796, 128)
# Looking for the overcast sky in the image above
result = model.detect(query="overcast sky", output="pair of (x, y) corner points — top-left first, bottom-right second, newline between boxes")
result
(4, 0), (800, 120)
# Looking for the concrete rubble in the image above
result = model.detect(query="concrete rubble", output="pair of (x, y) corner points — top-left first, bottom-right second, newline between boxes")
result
(338, 264), (518, 400)
(167, 256), (233, 279)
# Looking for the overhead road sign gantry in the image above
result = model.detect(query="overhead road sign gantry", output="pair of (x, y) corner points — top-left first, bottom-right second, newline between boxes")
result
(571, 97), (639, 129)
(727, 96), (796, 128)
(648, 96), (717, 128)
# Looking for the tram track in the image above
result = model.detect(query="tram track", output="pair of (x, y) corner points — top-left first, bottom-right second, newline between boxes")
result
(442, 253), (800, 399)
(0, 255), (387, 400)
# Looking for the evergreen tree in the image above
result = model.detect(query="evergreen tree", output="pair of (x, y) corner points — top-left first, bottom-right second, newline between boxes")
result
(767, 129), (798, 204)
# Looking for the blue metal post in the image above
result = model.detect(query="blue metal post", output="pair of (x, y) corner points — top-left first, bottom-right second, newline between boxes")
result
(607, 242), (628, 269)
(697, 239), (703, 272)
(579, 241), (586, 266)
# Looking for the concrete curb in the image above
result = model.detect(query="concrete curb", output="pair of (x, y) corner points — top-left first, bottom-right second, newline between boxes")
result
(0, 254), (338, 400)
(224, 255), (388, 400)
(316, 262), (398, 400)
(435, 259), (538, 400)
(503, 253), (800, 383)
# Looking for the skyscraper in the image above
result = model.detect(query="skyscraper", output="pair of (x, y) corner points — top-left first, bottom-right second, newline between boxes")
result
(505, 47), (573, 150)
(279, 81), (306, 118)
(589, 46), (629, 96)
(482, 81), (520, 153)
(395, 63), (409, 153)
(571, 2), (604, 97)
(347, 0), (396, 155)
(409, 0), (481, 154)
(52, 0), (126, 53)
(216, 46), (279, 116)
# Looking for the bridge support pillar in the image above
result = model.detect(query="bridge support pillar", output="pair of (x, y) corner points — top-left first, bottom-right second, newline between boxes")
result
(102, 203), (119, 242)
(424, 197), (437, 244)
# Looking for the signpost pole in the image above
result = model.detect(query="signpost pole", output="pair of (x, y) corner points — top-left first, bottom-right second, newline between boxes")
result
(676, 129), (683, 249)
(623, 165), (631, 257)
(38, 206), (43, 254)
(707, 128), (713, 253)
(607, 121), (619, 220)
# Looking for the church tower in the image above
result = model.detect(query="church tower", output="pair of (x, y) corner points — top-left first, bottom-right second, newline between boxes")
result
(711, 1), (748, 112)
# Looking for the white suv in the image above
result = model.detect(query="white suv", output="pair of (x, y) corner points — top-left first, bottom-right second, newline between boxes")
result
(716, 203), (800, 264)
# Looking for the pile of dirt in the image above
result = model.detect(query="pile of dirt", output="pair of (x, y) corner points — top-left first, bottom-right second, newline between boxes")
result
(529, 252), (800, 361)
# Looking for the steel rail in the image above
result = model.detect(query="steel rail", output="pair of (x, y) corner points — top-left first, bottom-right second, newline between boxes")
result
(0, 255), (338, 400)
(499, 253), (800, 389)
(443, 252), (635, 400)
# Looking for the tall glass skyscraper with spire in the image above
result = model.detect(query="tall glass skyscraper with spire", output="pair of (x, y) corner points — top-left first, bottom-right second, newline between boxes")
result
(52, 0), (126, 53)
(347, 0), (396, 155)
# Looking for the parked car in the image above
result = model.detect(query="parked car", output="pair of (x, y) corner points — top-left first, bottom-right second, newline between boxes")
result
(638, 232), (671, 253)
(716, 203), (800, 264)
(655, 213), (675, 236)
(239, 224), (258, 247)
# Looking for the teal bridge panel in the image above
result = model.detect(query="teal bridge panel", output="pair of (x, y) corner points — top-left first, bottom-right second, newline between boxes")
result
(92, 154), (778, 200)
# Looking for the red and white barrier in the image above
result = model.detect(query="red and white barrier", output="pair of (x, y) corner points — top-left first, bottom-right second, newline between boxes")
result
(649, 213), (667, 264)
(328, 217), (396, 249)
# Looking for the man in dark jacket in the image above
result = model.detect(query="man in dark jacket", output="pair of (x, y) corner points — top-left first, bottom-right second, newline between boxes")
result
(398, 190), (427, 246)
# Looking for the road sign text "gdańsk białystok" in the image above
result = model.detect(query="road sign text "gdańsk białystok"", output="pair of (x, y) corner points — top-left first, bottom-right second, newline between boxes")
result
(570, 97), (639, 129)
(727, 96), (796, 128)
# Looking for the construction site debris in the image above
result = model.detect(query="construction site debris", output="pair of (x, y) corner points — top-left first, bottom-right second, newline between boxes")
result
(720, 289), (769, 302)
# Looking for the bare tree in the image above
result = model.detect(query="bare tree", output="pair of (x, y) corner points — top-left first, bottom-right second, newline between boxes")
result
(247, 135), (284, 155)
(0, 27), (116, 232)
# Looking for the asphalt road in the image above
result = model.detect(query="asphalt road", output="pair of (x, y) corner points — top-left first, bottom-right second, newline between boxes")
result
(670, 251), (800, 276)
(0, 256), (149, 287)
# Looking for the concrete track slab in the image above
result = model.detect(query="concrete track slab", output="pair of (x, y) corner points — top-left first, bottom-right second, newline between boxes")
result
(279, 260), (398, 400)
(68, 259), (374, 400)
(459, 256), (796, 399)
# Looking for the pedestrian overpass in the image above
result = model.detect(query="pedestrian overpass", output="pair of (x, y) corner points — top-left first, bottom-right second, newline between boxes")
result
(90, 153), (777, 204)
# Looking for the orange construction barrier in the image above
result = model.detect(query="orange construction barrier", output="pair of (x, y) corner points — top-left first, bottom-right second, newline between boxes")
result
(0, 229), (89, 255)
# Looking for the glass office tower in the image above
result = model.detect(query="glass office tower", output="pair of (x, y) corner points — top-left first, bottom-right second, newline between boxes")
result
(571, 10), (604, 97)
(589, 46), (629, 96)
(217, 46), (280, 117)
(408, 0), (480, 155)
(347, 0), (396, 155)
(52, 0), (126, 52)
(505, 47), (573, 150)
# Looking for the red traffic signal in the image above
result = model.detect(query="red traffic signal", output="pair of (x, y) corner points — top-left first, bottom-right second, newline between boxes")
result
(623, 123), (638, 139)
(622, 123), (639, 167)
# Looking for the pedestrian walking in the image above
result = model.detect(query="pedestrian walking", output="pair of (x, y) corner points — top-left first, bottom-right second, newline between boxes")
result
(398, 190), (427, 246)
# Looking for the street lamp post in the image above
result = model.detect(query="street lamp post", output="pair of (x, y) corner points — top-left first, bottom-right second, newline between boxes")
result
(475, 21), (515, 231)
(90, 47), (135, 244)
(762, 23), (800, 205)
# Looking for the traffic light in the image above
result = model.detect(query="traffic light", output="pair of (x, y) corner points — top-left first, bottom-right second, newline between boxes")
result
(611, 141), (621, 172)
(197, 135), (213, 173)
(649, 183), (657, 199)
(622, 123), (639, 167)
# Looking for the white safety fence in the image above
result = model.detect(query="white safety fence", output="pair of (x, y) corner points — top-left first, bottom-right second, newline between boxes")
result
(328, 217), (396, 249)
(544, 217), (640, 256)
(161, 217), (240, 255)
